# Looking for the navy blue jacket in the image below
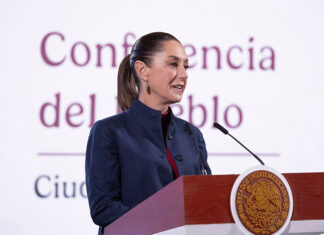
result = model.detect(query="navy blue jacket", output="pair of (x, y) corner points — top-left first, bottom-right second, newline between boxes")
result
(85, 99), (211, 234)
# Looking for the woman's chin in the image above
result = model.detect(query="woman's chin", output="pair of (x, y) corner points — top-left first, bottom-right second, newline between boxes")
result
(171, 94), (183, 103)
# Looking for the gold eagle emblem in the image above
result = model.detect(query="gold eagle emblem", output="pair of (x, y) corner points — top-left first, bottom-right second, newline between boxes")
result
(235, 170), (290, 234)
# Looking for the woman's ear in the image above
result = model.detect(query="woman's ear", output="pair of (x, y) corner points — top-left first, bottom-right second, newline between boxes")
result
(134, 60), (149, 81)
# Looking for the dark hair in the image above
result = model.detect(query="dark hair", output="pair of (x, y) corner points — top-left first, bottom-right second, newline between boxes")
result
(117, 32), (180, 111)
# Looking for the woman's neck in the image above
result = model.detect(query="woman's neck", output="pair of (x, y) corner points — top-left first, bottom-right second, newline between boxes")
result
(138, 94), (169, 113)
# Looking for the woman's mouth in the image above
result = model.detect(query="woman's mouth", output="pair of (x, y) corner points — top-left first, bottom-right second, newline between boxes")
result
(172, 85), (184, 90)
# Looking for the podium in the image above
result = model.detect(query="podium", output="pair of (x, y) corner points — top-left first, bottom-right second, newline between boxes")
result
(104, 173), (324, 234)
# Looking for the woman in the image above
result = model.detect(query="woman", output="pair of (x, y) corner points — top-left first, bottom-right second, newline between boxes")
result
(85, 32), (211, 234)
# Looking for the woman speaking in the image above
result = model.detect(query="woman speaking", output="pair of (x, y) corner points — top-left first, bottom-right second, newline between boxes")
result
(85, 32), (211, 234)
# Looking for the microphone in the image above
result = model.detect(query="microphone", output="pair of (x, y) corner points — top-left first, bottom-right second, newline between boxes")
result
(185, 123), (208, 175)
(213, 122), (265, 165)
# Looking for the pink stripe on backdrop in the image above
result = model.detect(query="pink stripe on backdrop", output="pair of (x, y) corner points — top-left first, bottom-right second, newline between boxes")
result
(208, 152), (280, 157)
(38, 152), (85, 156)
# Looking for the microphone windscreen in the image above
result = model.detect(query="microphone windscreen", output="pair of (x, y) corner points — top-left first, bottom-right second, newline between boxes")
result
(213, 122), (229, 135)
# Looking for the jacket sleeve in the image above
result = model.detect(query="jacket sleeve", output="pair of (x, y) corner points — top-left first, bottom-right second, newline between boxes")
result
(85, 120), (129, 227)
(197, 129), (212, 175)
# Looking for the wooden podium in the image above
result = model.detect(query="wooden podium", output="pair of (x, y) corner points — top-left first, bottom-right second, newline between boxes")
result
(104, 173), (324, 234)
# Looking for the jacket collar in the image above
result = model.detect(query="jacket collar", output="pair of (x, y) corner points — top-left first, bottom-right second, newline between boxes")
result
(129, 98), (176, 135)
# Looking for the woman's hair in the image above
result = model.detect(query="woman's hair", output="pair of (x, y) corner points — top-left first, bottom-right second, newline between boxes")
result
(117, 32), (180, 111)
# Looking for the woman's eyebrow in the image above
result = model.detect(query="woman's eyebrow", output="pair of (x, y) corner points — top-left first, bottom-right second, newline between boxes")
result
(167, 55), (189, 63)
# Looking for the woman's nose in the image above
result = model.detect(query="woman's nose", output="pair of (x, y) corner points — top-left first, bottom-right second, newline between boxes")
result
(178, 65), (188, 80)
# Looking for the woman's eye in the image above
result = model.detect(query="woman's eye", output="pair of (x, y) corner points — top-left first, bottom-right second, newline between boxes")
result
(170, 62), (178, 67)
(184, 65), (189, 70)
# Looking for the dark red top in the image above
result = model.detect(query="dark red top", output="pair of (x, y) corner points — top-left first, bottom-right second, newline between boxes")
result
(161, 110), (179, 179)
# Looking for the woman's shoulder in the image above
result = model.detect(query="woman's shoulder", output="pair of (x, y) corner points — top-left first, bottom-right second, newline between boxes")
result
(91, 110), (131, 130)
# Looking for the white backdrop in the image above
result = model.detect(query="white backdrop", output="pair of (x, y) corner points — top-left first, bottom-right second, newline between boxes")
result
(1, 0), (324, 234)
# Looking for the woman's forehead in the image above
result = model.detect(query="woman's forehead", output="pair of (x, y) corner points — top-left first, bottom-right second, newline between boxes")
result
(157, 40), (188, 61)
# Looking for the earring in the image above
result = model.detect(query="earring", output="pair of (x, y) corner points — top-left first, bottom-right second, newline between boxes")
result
(145, 80), (150, 94)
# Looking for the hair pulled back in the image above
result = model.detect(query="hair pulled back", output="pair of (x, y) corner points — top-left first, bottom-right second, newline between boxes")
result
(117, 32), (180, 111)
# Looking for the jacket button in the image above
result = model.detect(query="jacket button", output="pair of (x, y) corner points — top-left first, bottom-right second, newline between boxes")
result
(168, 133), (173, 140)
(175, 154), (183, 161)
